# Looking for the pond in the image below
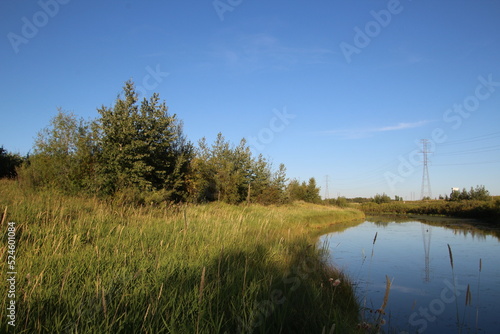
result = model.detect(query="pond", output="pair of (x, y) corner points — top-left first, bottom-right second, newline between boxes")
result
(319, 216), (500, 333)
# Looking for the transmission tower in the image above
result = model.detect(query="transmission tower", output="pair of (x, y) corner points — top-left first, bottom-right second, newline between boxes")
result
(420, 139), (432, 199)
(324, 175), (330, 199)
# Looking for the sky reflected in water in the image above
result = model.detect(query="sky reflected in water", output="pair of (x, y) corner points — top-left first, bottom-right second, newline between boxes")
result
(320, 217), (500, 333)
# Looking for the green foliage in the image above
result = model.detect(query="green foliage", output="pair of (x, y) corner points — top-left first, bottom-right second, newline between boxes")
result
(96, 81), (192, 198)
(17, 109), (97, 193)
(16, 80), (318, 206)
(18, 82), (193, 202)
(449, 185), (491, 202)
(372, 193), (391, 204)
(305, 177), (321, 203)
(324, 197), (350, 208)
(188, 134), (288, 205)
(287, 178), (322, 204)
(0, 146), (23, 178)
(360, 198), (500, 222)
(350, 197), (372, 204)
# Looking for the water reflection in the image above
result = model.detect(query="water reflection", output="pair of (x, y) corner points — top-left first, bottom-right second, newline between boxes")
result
(319, 216), (500, 333)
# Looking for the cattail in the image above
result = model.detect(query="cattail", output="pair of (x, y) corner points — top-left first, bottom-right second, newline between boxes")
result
(465, 284), (472, 306)
(447, 244), (454, 269)
(380, 275), (392, 311)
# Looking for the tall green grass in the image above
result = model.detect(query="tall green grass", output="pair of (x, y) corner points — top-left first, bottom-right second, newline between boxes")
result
(0, 180), (365, 333)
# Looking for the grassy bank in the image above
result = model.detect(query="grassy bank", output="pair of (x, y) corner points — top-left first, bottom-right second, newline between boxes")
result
(360, 199), (500, 223)
(0, 180), (365, 333)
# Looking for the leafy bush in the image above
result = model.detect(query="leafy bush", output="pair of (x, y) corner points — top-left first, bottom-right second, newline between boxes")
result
(373, 193), (391, 204)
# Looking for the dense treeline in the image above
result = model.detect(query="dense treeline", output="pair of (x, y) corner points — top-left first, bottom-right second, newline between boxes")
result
(4, 81), (321, 205)
(0, 146), (22, 179)
(446, 185), (491, 201)
(359, 187), (499, 222)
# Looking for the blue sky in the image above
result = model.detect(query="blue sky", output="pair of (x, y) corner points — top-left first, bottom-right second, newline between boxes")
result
(1, 0), (499, 199)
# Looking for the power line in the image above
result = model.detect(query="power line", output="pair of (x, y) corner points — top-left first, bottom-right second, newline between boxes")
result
(437, 131), (500, 146)
(433, 160), (500, 167)
(437, 144), (500, 157)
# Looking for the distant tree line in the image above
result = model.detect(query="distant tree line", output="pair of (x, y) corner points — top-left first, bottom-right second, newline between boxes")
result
(446, 185), (491, 201)
(2, 81), (321, 205)
(324, 187), (493, 206)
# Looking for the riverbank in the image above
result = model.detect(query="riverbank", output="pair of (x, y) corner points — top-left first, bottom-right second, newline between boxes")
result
(360, 199), (500, 223)
(0, 180), (364, 333)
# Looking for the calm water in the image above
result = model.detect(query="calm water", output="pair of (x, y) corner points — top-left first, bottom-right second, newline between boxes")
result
(319, 217), (500, 334)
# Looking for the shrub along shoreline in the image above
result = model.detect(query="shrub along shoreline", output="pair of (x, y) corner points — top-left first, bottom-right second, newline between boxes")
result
(360, 199), (500, 223)
(0, 180), (365, 333)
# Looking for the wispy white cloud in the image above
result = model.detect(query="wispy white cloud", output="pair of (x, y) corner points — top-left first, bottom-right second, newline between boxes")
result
(322, 120), (432, 139)
(208, 32), (336, 72)
(375, 120), (430, 132)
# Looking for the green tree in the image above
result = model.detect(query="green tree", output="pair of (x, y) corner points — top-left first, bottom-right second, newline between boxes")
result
(287, 179), (306, 202)
(189, 135), (290, 205)
(210, 133), (242, 203)
(469, 185), (491, 201)
(271, 163), (288, 204)
(96, 80), (148, 193)
(96, 80), (191, 200)
(373, 193), (391, 204)
(249, 154), (272, 203)
(165, 121), (194, 202)
(305, 177), (321, 203)
(459, 188), (470, 201)
(188, 137), (217, 202)
(19, 109), (96, 193)
(0, 147), (23, 179)
(449, 189), (460, 201)
(449, 185), (491, 202)
(287, 178), (321, 203)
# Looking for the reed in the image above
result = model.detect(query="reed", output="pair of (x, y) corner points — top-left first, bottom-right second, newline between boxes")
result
(447, 243), (461, 333)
